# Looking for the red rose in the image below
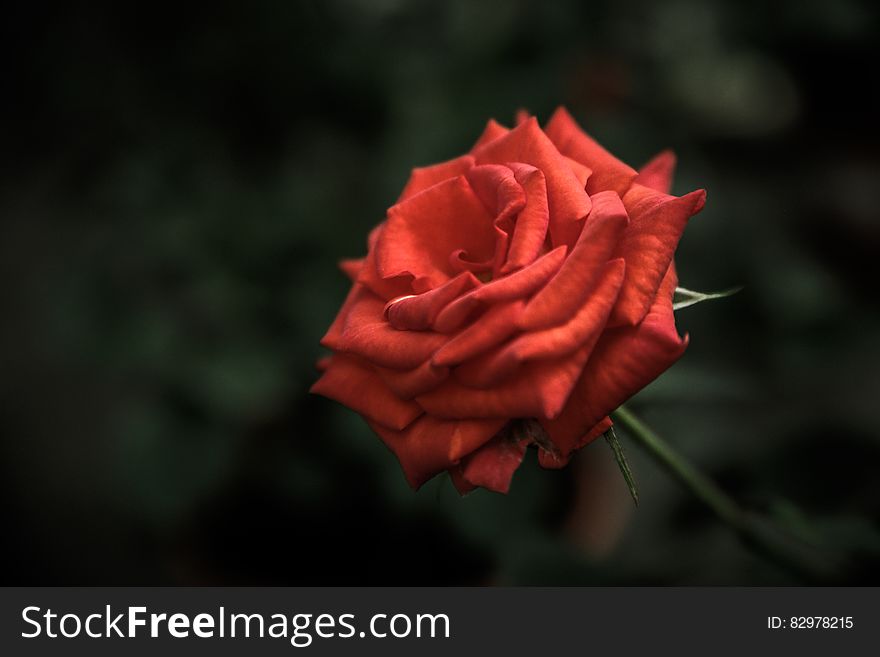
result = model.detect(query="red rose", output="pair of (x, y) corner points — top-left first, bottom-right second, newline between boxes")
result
(312, 108), (705, 494)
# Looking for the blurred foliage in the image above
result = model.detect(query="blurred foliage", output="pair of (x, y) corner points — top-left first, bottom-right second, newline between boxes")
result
(1, 0), (879, 584)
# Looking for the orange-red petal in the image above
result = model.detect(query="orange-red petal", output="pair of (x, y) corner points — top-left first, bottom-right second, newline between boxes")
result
(504, 258), (625, 360)
(470, 118), (510, 151)
(379, 176), (496, 292)
(538, 417), (612, 468)
(433, 246), (566, 333)
(398, 154), (476, 202)
(373, 359), (450, 399)
(368, 416), (507, 489)
(417, 344), (593, 420)
(320, 282), (363, 351)
(339, 258), (364, 282)
(473, 117), (591, 249)
(635, 150), (677, 194)
(356, 224), (413, 301)
(542, 266), (686, 455)
(459, 260), (624, 388)
(310, 355), (422, 431)
(384, 271), (481, 331)
(335, 285), (449, 369)
(502, 164), (551, 273)
(432, 300), (526, 368)
(610, 184), (705, 326)
(520, 191), (629, 330)
(544, 107), (638, 195)
(458, 435), (528, 494)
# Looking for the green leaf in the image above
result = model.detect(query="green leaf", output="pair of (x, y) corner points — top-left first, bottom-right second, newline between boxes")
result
(673, 285), (743, 311)
(603, 426), (639, 507)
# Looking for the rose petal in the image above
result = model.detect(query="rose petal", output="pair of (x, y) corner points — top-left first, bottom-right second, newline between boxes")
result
(398, 154), (476, 201)
(335, 285), (449, 369)
(433, 246), (567, 333)
(471, 119), (510, 151)
(448, 467), (477, 495)
(417, 344), (593, 420)
(497, 258), (625, 365)
(458, 434), (528, 494)
(538, 417), (611, 468)
(473, 116), (592, 249)
(368, 416), (507, 489)
(564, 155), (592, 189)
(357, 224), (413, 301)
(544, 107), (638, 195)
(320, 282), (363, 351)
(466, 164), (525, 215)
(455, 259), (623, 388)
(432, 300), (526, 367)
(520, 191), (629, 330)
(502, 163), (551, 273)
(374, 359), (450, 399)
(611, 184), (706, 326)
(379, 176), (496, 292)
(514, 109), (531, 126)
(542, 265), (686, 456)
(635, 150), (676, 194)
(384, 271), (481, 331)
(463, 163), (551, 274)
(339, 258), (364, 282)
(310, 355), (422, 431)
(465, 164), (526, 274)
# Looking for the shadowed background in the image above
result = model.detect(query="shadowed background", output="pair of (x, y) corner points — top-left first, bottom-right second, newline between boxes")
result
(2, 0), (879, 584)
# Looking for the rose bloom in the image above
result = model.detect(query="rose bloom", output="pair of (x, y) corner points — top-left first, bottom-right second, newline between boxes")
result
(312, 108), (705, 494)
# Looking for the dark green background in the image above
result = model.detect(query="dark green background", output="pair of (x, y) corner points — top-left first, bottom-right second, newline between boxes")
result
(2, 0), (878, 584)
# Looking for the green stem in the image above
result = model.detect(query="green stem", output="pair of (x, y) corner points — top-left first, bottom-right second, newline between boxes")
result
(610, 404), (840, 582)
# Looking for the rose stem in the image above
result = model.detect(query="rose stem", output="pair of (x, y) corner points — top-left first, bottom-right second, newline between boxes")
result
(610, 404), (841, 582)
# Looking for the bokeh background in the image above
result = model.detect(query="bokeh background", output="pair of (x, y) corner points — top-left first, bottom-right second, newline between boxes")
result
(3, 0), (879, 585)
